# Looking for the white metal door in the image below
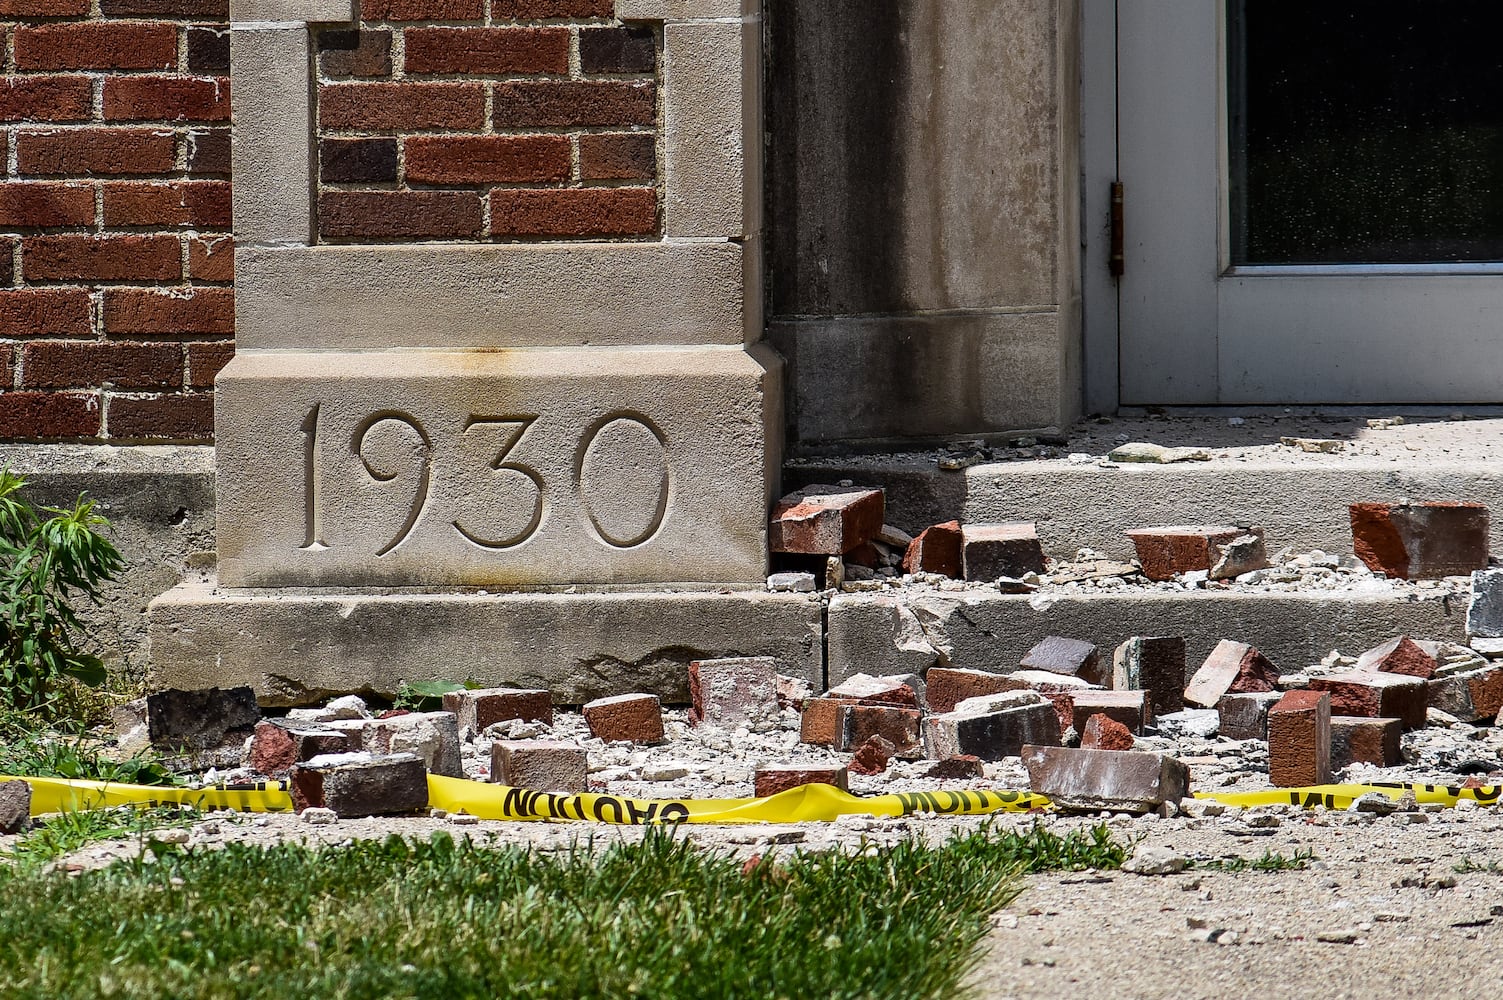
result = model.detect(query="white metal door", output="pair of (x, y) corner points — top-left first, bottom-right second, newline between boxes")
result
(1115, 1), (1503, 405)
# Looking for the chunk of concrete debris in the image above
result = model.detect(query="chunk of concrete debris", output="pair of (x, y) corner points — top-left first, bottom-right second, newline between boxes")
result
(1268, 690), (1331, 788)
(848, 734), (897, 775)
(1069, 690), (1149, 735)
(1427, 664), (1503, 723)
(878, 524), (915, 549)
(774, 674), (813, 710)
(924, 755), (986, 780)
(754, 764), (849, 797)
(364, 711), (463, 777)
(250, 719), (352, 777)
(0, 780), (31, 835)
(1216, 691), (1282, 741)
(1353, 636), (1437, 680)
(1280, 436), (1344, 454)
(1153, 709), (1220, 740)
(286, 695), (371, 724)
(1330, 717), (1402, 769)
(300, 807), (338, 826)
(766, 571), (816, 593)
(1121, 845), (1189, 875)
(689, 656), (780, 729)
(769, 485), (885, 555)
(443, 688), (553, 740)
(1468, 570), (1503, 638)
(1124, 526), (1268, 582)
(835, 704), (923, 758)
(582, 693), (665, 744)
(1350, 501), (1490, 580)
(1309, 671), (1427, 731)
(1184, 640), (1280, 709)
(490, 740), (587, 793)
(291, 752), (428, 818)
(1113, 636), (1187, 716)
(902, 520), (963, 578)
(1021, 636), (1104, 686)
(925, 691), (1061, 761)
(1080, 713), (1134, 751)
(1021, 745), (1191, 815)
(961, 522), (1047, 581)
(146, 686), (260, 751)
(1107, 442), (1210, 465)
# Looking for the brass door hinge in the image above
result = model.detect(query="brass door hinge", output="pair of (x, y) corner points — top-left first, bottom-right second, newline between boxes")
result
(1109, 181), (1125, 278)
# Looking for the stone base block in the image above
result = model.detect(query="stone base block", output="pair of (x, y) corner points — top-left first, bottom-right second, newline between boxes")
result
(214, 346), (780, 588)
(147, 577), (824, 707)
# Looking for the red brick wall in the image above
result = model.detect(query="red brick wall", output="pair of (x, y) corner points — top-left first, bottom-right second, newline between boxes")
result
(315, 0), (659, 242)
(0, 1), (232, 443)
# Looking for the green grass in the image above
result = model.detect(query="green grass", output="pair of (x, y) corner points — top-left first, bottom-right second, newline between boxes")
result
(7, 805), (200, 871)
(1194, 847), (1317, 873)
(1453, 856), (1503, 875)
(0, 821), (1127, 1000)
(0, 732), (177, 787)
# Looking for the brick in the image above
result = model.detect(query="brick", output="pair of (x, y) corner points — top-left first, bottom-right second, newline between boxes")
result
(826, 673), (920, 708)
(924, 755), (985, 780)
(187, 237), (234, 282)
(961, 522), (1046, 580)
(1427, 664), (1503, 723)
(319, 138), (397, 185)
(0, 780), (29, 836)
(768, 485), (884, 555)
(185, 341), (233, 388)
(442, 687), (553, 738)
(291, 753), (429, 817)
(1267, 690), (1331, 788)
(848, 734), (896, 775)
(582, 693), (663, 743)
(798, 698), (849, 747)
(362, 0), (483, 19)
(104, 76), (231, 123)
(1080, 713), (1135, 751)
(1124, 525), (1268, 581)
(404, 27), (568, 76)
(688, 656), (779, 729)
(579, 25), (655, 74)
(0, 183), (94, 229)
(1112, 636), (1186, 716)
(320, 191), (482, 240)
(187, 26), (231, 73)
(901, 520), (963, 577)
(493, 80), (655, 128)
(0, 0), (89, 13)
(754, 764), (848, 798)
(405, 135), (569, 186)
(1021, 635), (1103, 686)
(835, 703), (922, 758)
(924, 691), (1061, 761)
(319, 83), (486, 132)
(15, 23), (177, 72)
(146, 685), (259, 751)
(923, 667), (1026, 714)
(103, 181), (232, 228)
(100, 0), (229, 13)
(1215, 691), (1282, 741)
(186, 128), (231, 177)
(1021, 745), (1190, 815)
(18, 129), (177, 178)
(1329, 716), (1402, 769)
(104, 288), (233, 336)
(1354, 635), (1437, 680)
(24, 235), (180, 282)
(0, 77), (93, 123)
(22, 341), (182, 390)
(0, 391), (99, 438)
(578, 132), (656, 182)
(362, 711), (463, 777)
(1309, 671), (1427, 731)
(490, 187), (656, 238)
(1350, 501), (1489, 580)
(1069, 690), (1148, 735)
(1183, 640), (1280, 709)
(490, 740), (586, 793)
(251, 719), (351, 776)
(493, 0), (612, 15)
(106, 393), (212, 440)
(318, 29), (393, 79)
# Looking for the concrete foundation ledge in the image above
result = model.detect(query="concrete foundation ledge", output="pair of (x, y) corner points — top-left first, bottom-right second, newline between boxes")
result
(826, 590), (1467, 688)
(147, 577), (824, 707)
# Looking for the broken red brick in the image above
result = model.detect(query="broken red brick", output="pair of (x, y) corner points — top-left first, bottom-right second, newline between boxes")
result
(250, 719), (351, 776)
(1427, 663), (1503, 723)
(688, 656), (779, 728)
(754, 764), (849, 797)
(1329, 716), (1402, 769)
(1350, 501), (1490, 580)
(1183, 640), (1280, 709)
(1216, 691), (1283, 741)
(848, 734), (897, 775)
(442, 687), (553, 737)
(924, 692), (1061, 761)
(923, 754), (986, 780)
(1021, 636), (1104, 686)
(960, 522), (1046, 581)
(836, 703), (923, 758)
(1354, 636), (1437, 680)
(768, 485), (884, 555)
(1079, 713), (1135, 751)
(1112, 636), (1187, 716)
(1309, 671), (1427, 731)
(1124, 525), (1267, 581)
(490, 740), (586, 793)
(1268, 690), (1331, 787)
(290, 753), (429, 817)
(1069, 690), (1149, 735)
(923, 667), (1026, 714)
(902, 520), (962, 577)
(827, 673), (919, 708)
(1021, 745), (1190, 814)
(581, 693), (664, 743)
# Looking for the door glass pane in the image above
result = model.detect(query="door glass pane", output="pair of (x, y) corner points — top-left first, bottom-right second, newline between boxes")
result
(1229, 0), (1503, 265)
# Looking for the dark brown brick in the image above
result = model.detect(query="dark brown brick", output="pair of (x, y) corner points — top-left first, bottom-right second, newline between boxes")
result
(318, 29), (393, 79)
(187, 26), (231, 73)
(102, 181), (232, 228)
(0, 77), (93, 123)
(186, 341), (233, 388)
(1267, 690), (1331, 788)
(23, 235), (181, 282)
(320, 138), (398, 185)
(490, 187), (655, 238)
(0, 391), (99, 439)
(18, 129), (178, 177)
(106, 392), (213, 440)
(104, 76), (231, 123)
(492, 0), (612, 16)
(1350, 501), (1490, 581)
(579, 26), (655, 74)
(0, 238), (13, 286)
(100, 0), (229, 13)
(186, 128), (232, 177)
(0, 0), (91, 14)
(0, 183), (95, 228)
(405, 27), (568, 76)
(320, 191), (482, 240)
(104, 288), (233, 337)
(15, 23), (177, 72)
(405, 135), (569, 185)
(578, 132), (655, 181)
(362, 0), (483, 20)
(319, 83), (486, 132)
(21, 341), (182, 390)
(187, 237), (234, 282)
(0, 289), (93, 338)
(0, 345), (12, 388)
(493, 81), (656, 128)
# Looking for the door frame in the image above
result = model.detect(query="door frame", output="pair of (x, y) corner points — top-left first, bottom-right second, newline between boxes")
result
(1081, 0), (1121, 415)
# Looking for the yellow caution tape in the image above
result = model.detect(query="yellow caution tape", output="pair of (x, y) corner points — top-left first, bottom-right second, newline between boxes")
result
(4, 775), (1498, 826)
